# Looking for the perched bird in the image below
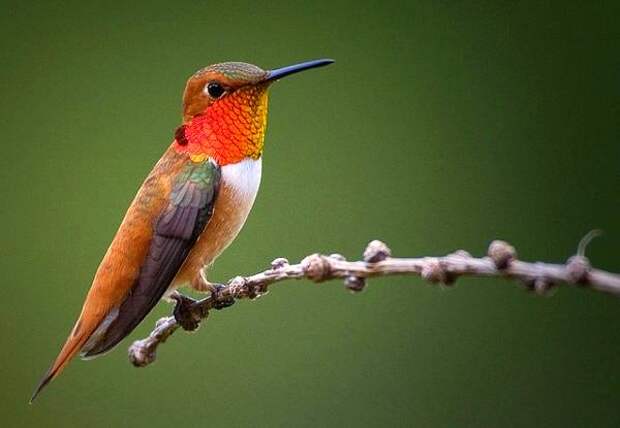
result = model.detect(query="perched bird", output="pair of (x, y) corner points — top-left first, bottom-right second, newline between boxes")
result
(31, 58), (334, 402)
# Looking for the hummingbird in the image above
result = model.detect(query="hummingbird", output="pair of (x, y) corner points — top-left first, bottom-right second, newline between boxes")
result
(31, 58), (334, 402)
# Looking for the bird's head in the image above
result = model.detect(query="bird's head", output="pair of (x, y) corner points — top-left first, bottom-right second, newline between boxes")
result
(176, 59), (333, 165)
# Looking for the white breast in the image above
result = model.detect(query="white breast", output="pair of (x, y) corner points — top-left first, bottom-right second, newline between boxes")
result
(221, 157), (262, 202)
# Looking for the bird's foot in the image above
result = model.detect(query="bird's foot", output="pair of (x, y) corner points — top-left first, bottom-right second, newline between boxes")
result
(210, 283), (236, 310)
(170, 292), (201, 331)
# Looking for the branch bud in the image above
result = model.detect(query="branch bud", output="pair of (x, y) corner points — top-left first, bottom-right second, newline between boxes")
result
(534, 278), (556, 296)
(301, 254), (331, 282)
(488, 240), (517, 269)
(566, 255), (591, 284)
(450, 250), (472, 258)
(421, 259), (454, 284)
(344, 276), (366, 293)
(271, 257), (289, 270)
(363, 240), (392, 263)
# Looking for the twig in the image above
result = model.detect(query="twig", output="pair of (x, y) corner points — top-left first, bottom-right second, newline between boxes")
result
(128, 238), (620, 367)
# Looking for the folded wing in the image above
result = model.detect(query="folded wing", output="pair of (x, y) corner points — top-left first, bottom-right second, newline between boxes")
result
(82, 159), (221, 357)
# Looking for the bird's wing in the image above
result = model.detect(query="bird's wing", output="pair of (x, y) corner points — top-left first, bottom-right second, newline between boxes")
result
(31, 153), (220, 401)
(82, 159), (221, 357)
(31, 150), (221, 403)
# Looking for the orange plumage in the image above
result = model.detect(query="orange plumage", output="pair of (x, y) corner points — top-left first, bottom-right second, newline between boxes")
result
(32, 59), (333, 402)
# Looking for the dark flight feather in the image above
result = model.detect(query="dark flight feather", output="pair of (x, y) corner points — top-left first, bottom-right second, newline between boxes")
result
(82, 160), (220, 357)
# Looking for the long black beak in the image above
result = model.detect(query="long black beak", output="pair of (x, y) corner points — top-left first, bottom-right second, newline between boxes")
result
(265, 58), (334, 82)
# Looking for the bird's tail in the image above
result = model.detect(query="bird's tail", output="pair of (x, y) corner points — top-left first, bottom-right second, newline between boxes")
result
(30, 315), (100, 403)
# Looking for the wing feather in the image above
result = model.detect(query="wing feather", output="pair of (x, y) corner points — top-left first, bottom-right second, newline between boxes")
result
(82, 160), (220, 357)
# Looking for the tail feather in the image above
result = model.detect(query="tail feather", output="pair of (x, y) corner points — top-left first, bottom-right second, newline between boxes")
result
(30, 319), (98, 403)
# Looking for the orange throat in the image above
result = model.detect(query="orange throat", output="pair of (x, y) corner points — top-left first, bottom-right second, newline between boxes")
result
(174, 85), (269, 165)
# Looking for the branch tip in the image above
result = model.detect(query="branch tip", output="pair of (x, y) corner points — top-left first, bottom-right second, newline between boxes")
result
(577, 229), (603, 257)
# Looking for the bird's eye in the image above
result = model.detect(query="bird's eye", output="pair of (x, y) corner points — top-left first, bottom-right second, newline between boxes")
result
(205, 82), (225, 99)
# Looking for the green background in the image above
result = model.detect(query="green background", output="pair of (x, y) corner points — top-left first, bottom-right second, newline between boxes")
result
(1, 1), (619, 426)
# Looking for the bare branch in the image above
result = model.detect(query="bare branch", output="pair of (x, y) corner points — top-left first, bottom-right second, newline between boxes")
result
(128, 239), (620, 367)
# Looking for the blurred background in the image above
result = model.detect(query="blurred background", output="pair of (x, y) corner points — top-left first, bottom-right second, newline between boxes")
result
(1, 1), (619, 426)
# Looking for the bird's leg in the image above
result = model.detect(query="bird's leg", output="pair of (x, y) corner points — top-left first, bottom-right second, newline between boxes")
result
(198, 269), (235, 311)
(169, 291), (201, 331)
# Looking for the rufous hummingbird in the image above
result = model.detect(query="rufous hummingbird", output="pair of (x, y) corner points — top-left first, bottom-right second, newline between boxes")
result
(31, 58), (334, 402)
